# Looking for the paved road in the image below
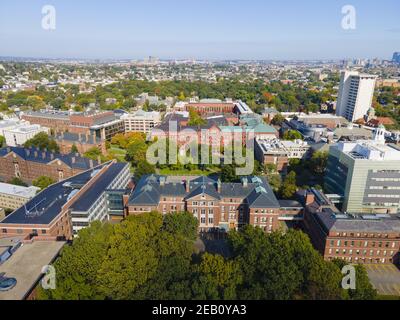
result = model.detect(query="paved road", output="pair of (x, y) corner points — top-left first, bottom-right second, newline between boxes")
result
(365, 264), (400, 296)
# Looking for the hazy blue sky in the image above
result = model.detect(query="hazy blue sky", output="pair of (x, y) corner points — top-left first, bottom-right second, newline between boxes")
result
(0, 0), (399, 60)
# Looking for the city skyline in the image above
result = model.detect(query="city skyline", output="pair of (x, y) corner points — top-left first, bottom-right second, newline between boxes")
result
(0, 0), (399, 60)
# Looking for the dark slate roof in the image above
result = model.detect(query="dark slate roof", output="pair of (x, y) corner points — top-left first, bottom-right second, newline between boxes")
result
(55, 132), (102, 144)
(278, 200), (303, 208)
(70, 162), (129, 212)
(0, 147), (99, 170)
(0, 163), (112, 225)
(315, 209), (400, 233)
(185, 176), (221, 200)
(129, 175), (280, 208)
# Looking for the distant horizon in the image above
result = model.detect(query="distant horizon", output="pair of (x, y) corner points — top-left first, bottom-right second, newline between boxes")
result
(0, 54), (396, 63)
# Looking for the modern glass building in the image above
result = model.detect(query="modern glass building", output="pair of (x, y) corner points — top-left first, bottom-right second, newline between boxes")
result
(325, 129), (400, 214)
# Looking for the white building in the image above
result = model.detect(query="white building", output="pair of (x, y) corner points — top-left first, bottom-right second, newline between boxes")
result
(121, 110), (161, 134)
(336, 71), (377, 122)
(3, 124), (49, 147)
(0, 119), (30, 136)
(0, 183), (40, 210)
(69, 163), (131, 236)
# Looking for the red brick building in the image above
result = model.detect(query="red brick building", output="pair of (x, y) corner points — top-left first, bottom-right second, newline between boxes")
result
(185, 102), (236, 115)
(0, 147), (100, 184)
(127, 175), (298, 233)
(302, 189), (400, 265)
(55, 132), (107, 155)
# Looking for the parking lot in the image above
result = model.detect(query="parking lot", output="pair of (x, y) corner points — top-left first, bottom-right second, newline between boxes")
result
(365, 264), (400, 296)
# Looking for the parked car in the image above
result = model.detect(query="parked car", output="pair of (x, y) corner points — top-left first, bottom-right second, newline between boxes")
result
(0, 272), (17, 291)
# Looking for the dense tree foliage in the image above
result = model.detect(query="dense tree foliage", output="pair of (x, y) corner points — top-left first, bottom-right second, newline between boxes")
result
(24, 132), (60, 153)
(32, 176), (56, 190)
(8, 177), (28, 187)
(37, 212), (376, 301)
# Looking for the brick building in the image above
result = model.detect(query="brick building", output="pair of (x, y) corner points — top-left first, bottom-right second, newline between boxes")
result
(22, 110), (125, 141)
(54, 132), (107, 155)
(68, 111), (124, 141)
(0, 147), (100, 184)
(0, 161), (130, 241)
(21, 110), (70, 132)
(302, 188), (400, 265)
(128, 175), (301, 233)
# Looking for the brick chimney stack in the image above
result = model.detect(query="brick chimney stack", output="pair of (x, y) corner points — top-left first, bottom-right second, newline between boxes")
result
(185, 179), (190, 193)
(305, 190), (316, 206)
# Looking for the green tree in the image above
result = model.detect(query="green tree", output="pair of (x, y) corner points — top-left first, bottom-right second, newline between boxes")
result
(271, 113), (285, 126)
(188, 108), (206, 127)
(134, 161), (156, 181)
(83, 147), (102, 161)
(0, 135), (5, 147)
(70, 144), (79, 154)
(126, 139), (148, 166)
(191, 253), (242, 300)
(8, 177), (28, 187)
(310, 151), (328, 175)
(283, 130), (303, 141)
(221, 164), (237, 183)
(24, 132), (60, 153)
(32, 176), (56, 190)
(280, 171), (297, 199)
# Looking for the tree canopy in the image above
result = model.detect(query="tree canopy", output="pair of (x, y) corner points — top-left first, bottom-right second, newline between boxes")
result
(24, 132), (60, 153)
(37, 212), (375, 301)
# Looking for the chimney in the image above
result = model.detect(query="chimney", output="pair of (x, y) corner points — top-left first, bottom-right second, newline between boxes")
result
(34, 151), (38, 158)
(78, 133), (82, 142)
(89, 159), (94, 168)
(75, 152), (79, 157)
(305, 191), (315, 206)
(71, 156), (76, 164)
(217, 179), (222, 193)
(242, 177), (248, 188)
(159, 176), (166, 186)
(42, 152), (46, 159)
(185, 179), (190, 193)
(25, 149), (30, 156)
(50, 153), (54, 160)
(97, 155), (101, 164)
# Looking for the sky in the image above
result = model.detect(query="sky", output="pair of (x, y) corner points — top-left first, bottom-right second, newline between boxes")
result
(0, 0), (399, 60)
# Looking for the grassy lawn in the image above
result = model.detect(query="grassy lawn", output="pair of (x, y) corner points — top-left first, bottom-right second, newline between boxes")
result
(108, 145), (127, 162)
(158, 167), (221, 176)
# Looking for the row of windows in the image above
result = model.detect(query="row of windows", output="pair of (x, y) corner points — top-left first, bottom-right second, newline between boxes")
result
(372, 178), (400, 182)
(329, 240), (397, 248)
(369, 186), (400, 190)
(367, 194), (400, 199)
(2, 228), (47, 234)
(334, 232), (392, 238)
(328, 248), (395, 257)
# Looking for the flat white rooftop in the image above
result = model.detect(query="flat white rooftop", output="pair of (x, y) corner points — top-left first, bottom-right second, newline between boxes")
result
(337, 141), (400, 161)
(0, 183), (40, 199)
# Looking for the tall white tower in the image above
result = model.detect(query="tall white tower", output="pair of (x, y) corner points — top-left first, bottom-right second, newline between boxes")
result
(336, 71), (377, 122)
